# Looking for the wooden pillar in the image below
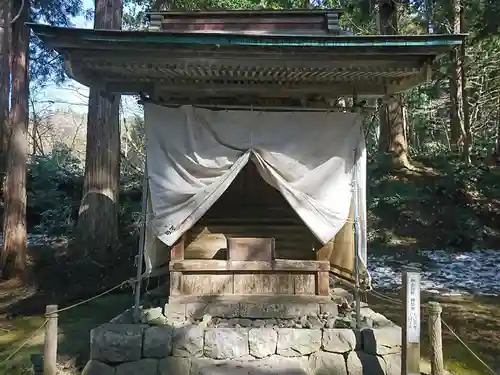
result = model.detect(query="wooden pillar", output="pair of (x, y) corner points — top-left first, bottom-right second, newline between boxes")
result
(43, 305), (58, 375)
(169, 236), (185, 296)
(316, 238), (333, 296)
(428, 302), (444, 375)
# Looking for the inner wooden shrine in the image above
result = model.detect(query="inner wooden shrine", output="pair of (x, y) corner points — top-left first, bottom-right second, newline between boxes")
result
(170, 162), (331, 302)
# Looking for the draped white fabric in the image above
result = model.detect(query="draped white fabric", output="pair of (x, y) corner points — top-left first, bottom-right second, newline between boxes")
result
(143, 103), (367, 278)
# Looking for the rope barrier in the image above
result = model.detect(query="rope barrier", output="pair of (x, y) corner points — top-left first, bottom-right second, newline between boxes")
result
(0, 278), (135, 368)
(440, 320), (498, 375)
(50, 278), (135, 315)
(1, 270), (498, 375)
(0, 319), (48, 367)
(368, 288), (499, 375)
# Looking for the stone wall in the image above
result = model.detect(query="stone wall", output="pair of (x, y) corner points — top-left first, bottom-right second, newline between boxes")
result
(82, 309), (402, 375)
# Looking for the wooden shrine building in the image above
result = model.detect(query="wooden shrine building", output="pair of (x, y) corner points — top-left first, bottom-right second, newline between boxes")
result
(30, 9), (464, 319)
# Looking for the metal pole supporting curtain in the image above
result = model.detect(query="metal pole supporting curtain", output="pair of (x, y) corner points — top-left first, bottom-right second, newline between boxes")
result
(352, 148), (362, 329)
(133, 161), (148, 322)
(352, 91), (363, 329)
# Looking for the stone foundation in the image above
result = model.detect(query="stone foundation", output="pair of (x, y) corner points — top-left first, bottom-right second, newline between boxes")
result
(83, 306), (402, 375)
(164, 295), (339, 322)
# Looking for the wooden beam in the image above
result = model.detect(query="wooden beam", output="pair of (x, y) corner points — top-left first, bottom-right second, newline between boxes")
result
(168, 293), (332, 304)
(170, 259), (330, 272)
(386, 64), (432, 94)
(169, 236), (185, 297)
(77, 52), (425, 70)
(316, 271), (330, 296)
(139, 97), (378, 113)
(105, 81), (391, 96)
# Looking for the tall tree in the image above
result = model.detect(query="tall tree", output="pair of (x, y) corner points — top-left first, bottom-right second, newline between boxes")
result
(449, 0), (471, 163)
(449, 0), (464, 155)
(377, 0), (411, 169)
(459, 1), (471, 164)
(495, 96), (500, 161)
(1, 0), (29, 278)
(0, 0), (10, 193)
(74, 0), (122, 261)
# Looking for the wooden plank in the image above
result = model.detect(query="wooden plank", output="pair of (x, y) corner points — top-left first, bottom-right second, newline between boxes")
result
(106, 81), (393, 97)
(228, 237), (275, 261)
(169, 293), (332, 305)
(150, 9), (337, 16)
(162, 23), (323, 32)
(81, 51), (425, 69)
(181, 274), (234, 295)
(316, 271), (330, 296)
(170, 259), (330, 272)
(170, 271), (182, 296)
(169, 236), (185, 297)
(185, 227), (227, 260)
(170, 236), (185, 261)
(162, 16), (325, 24)
(233, 274), (293, 294)
(185, 227), (316, 261)
(294, 274), (316, 295)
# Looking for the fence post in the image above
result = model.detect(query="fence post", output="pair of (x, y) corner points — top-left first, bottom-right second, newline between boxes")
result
(402, 267), (421, 375)
(44, 305), (58, 375)
(428, 301), (444, 375)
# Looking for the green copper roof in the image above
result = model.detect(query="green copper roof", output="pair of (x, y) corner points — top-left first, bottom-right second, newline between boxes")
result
(29, 23), (465, 49)
(26, 23), (465, 99)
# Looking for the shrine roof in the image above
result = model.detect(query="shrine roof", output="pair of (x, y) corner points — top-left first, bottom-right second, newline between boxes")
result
(29, 21), (465, 101)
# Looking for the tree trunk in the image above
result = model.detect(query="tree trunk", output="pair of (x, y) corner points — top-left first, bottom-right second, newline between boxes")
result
(425, 0), (433, 33)
(377, 0), (411, 168)
(493, 97), (500, 164)
(74, 0), (122, 262)
(460, 4), (471, 164)
(377, 0), (397, 155)
(1, 0), (28, 279)
(0, 0), (10, 193)
(378, 0), (397, 35)
(379, 95), (411, 168)
(450, 0), (465, 155)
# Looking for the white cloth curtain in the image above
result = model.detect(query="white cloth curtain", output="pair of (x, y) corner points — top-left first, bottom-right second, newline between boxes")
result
(143, 103), (367, 279)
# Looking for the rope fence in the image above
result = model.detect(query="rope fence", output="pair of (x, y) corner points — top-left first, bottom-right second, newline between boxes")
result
(368, 288), (499, 375)
(0, 277), (136, 369)
(1, 275), (498, 375)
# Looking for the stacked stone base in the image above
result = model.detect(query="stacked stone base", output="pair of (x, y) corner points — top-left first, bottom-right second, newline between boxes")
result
(83, 323), (402, 375)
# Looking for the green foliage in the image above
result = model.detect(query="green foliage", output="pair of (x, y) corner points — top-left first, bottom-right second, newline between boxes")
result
(27, 143), (83, 235)
(368, 154), (500, 251)
(29, 0), (86, 86)
(26, 141), (147, 237)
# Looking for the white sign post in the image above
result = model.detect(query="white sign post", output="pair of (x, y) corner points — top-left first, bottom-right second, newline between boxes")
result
(402, 267), (421, 375)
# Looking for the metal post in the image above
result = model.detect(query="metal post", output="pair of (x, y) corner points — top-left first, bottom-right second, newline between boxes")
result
(428, 302), (444, 375)
(43, 305), (58, 375)
(402, 267), (421, 375)
(133, 162), (149, 323)
(351, 146), (361, 329)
